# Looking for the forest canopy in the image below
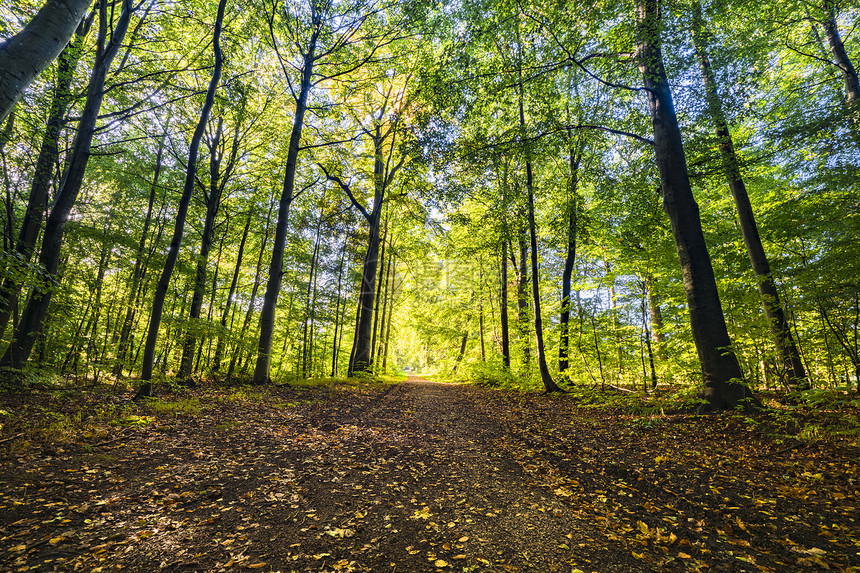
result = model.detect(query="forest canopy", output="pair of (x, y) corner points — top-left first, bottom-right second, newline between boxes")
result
(0, 0), (858, 410)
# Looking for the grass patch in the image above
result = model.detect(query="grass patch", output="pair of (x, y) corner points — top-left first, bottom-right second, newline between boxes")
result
(149, 397), (202, 418)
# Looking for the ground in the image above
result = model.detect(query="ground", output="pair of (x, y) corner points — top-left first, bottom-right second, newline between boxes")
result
(0, 377), (858, 572)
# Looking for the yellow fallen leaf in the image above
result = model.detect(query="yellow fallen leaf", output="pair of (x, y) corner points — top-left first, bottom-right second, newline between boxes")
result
(434, 559), (448, 567)
(49, 536), (67, 545)
(248, 563), (267, 569)
(10, 544), (26, 553)
(678, 552), (691, 559)
(458, 536), (469, 542)
(453, 554), (466, 560)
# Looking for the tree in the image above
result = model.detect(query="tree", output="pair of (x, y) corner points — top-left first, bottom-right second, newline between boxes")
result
(817, 0), (860, 127)
(0, 12), (94, 342)
(178, 101), (250, 380)
(691, 2), (808, 388)
(0, 0), (94, 123)
(636, 0), (757, 410)
(559, 135), (585, 374)
(321, 71), (413, 375)
(140, 0), (227, 385)
(1, 0), (138, 369)
(250, 0), (320, 384)
(519, 92), (563, 392)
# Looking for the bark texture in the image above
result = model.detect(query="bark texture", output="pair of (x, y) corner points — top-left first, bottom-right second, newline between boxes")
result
(0, 0), (92, 123)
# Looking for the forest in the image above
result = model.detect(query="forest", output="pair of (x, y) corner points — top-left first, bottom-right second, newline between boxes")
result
(1, 1), (860, 571)
(1, 0), (859, 409)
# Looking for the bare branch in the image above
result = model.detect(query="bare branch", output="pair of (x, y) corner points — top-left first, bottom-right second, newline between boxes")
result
(318, 163), (371, 221)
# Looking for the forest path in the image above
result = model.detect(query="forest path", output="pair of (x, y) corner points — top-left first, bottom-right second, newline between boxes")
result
(1, 378), (858, 572)
(257, 376), (620, 572)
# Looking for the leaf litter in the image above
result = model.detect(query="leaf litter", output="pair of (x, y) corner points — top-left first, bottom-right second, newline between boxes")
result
(0, 379), (858, 572)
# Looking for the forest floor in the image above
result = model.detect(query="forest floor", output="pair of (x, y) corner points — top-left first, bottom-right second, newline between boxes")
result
(0, 377), (859, 572)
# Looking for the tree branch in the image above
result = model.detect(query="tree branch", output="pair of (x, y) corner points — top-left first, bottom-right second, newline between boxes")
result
(318, 163), (371, 222)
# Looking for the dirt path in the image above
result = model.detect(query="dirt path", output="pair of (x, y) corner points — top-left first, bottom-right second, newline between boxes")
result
(276, 378), (621, 571)
(1, 378), (858, 572)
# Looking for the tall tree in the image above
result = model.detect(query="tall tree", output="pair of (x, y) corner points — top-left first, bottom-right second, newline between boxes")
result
(140, 0), (227, 385)
(251, 0), (322, 384)
(636, 0), (757, 410)
(0, 13), (94, 342)
(518, 80), (563, 393)
(1, 0), (138, 369)
(691, 3), (808, 388)
(178, 106), (246, 380)
(322, 75), (411, 375)
(251, 0), (407, 383)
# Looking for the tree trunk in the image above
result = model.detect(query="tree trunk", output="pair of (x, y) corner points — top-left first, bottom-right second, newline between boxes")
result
(524, 158), (563, 393)
(1, 0), (135, 369)
(140, 0), (225, 385)
(516, 233), (530, 375)
(351, 207), (381, 374)
(377, 236), (394, 365)
(559, 142), (581, 374)
(86, 226), (111, 382)
(370, 220), (388, 366)
(0, 14), (92, 342)
(0, 0), (93, 123)
(331, 235), (348, 377)
(382, 270), (396, 370)
(114, 124), (166, 376)
(252, 29), (317, 384)
(604, 260), (623, 383)
(213, 211), (250, 372)
(692, 4), (808, 389)
(646, 274), (666, 359)
(451, 330), (468, 375)
(229, 198), (273, 378)
(200, 225), (228, 372)
(500, 240), (510, 368)
(478, 294), (486, 362)
(179, 119), (227, 380)
(302, 208), (324, 378)
(820, 0), (860, 126)
(636, 0), (757, 411)
(641, 280), (658, 390)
